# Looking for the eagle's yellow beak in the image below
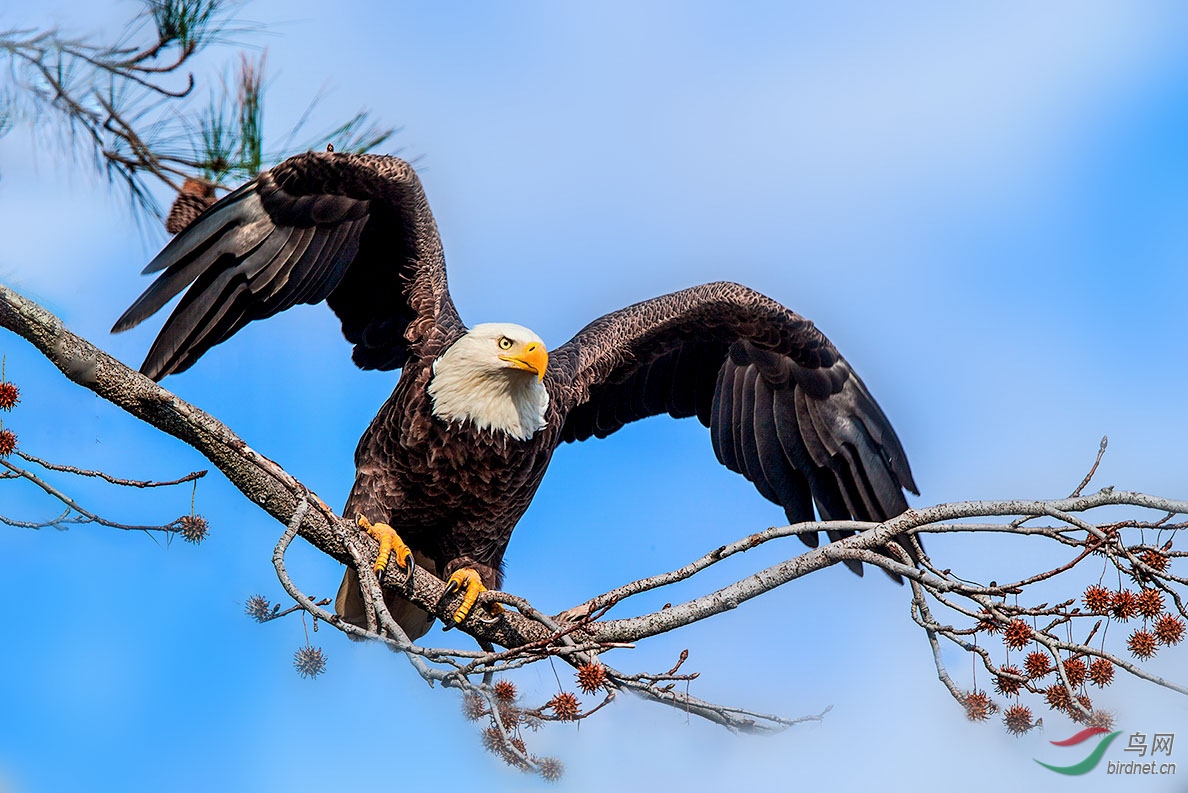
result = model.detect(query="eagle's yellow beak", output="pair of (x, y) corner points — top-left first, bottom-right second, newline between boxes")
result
(499, 342), (548, 383)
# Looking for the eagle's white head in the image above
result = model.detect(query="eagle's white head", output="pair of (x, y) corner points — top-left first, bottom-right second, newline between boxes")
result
(428, 322), (550, 441)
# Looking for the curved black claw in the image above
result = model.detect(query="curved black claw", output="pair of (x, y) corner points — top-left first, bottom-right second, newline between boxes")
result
(404, 554), (416, 588)
(443, 578), (460, 599)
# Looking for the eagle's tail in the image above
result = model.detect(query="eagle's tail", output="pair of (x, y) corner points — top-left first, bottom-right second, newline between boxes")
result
(334, 554), (437, 642)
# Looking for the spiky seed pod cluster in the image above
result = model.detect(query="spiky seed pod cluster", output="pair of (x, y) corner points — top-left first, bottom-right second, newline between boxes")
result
(963, 691), (996, 722)
(0, 428), (16, 457)
(994, 665), (1025, 697)
(1064, 695), (1096, 724)
(1111, 590), (1139, 620)
(0, 381), (19, 411)
(499, 737), (529, 770)
(293, 644), (327, 679)
(1003, 704), (1034, 735)
(1127, 629), (1158, 659)
(462, 692), (488, 721)
(576, 662), (607, 694)
(537, 757), (564, 782)
(498, 703), (522, 731)
(244, 594), (271, 622)
(1024, 651), (1052, 679)
(1089, 658), (1115, 687)
(493, 679), (518, 703)
(1071, 695), (1095, 722)
(1083, 584), (1112, 613)
(1063, 657), (1088, 688)
(1155, 614), (1185, 646)
(483, 680), (525, 732)
(1136, 589), (1164, 619)
(479, 722), (544, 773)
(976, 611), (1001, 633)
(547, 692), (580, 721)
(1140, 549), (1169, 573)
(481, 726), (503, 753)
(1086, 710), (1115, 730)
(177, 514), (209, 543)
(1003, 618), (1031, 650)
(1044, 684), (1072, 712)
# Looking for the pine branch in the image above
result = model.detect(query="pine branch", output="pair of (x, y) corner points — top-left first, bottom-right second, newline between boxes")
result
(0, 1), (394, 219)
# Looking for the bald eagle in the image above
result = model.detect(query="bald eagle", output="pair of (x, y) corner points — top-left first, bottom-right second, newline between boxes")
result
(113, 151), (918, 639)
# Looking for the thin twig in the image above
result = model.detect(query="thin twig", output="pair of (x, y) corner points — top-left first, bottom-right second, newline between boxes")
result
(17, 451), (206, 487)
(1071, 435), (1109, 498)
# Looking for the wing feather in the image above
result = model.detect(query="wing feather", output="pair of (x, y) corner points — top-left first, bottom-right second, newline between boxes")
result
(668, 344), (699, 418)
(114, 152), (463, 380)
(114, 201), (274, 331)
(737, 365), (781, 504)
(752, 376), (814, 520)
(711, 362), (738, 471)
(730, 364), (749, 483)
(140, 183), (260, 274)
(551, 281), (917, 579)
(138, 228), (293, 373)
(642, 350), (674, 415)
(693, 342), (725, 427)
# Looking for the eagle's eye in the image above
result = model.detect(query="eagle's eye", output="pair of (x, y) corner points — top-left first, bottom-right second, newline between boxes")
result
(497, 337), (514, 351)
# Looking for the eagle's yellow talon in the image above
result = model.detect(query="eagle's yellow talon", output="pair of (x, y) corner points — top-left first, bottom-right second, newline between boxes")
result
(445, 568), (504, 624)
(356, 514), (412, 577)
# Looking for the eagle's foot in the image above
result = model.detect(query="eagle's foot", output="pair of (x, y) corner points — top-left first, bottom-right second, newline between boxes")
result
(442, 568), (504, 625)
(356, 514), (414, 583)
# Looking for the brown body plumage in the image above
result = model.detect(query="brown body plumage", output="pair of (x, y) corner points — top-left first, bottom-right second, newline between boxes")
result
(335, 355), (560, 636)
(114, 151), (919, 639)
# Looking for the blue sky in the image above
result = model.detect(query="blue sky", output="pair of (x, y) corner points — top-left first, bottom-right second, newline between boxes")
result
(2, 1), (1187, 790)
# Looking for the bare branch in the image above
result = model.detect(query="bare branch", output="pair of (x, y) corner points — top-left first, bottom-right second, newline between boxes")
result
(1070, 435), (1109, 498)
(16, 450), (205, 487)
(0, 456), (196, 534)
(3, 280), (1187, 753)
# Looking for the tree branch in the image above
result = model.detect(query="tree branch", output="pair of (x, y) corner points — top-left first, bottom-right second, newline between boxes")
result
(4, 280), (1187, 760)
(0, 281), (555, 649)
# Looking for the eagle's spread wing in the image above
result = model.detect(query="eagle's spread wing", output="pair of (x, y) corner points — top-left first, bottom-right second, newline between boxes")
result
(550, 281), (918, 578)
(112, 152), (463, 379)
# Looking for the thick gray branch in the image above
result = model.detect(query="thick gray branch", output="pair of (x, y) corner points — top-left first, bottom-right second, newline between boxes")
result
(5, 279), (1188, 727)
(0, 282), (554, 650)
